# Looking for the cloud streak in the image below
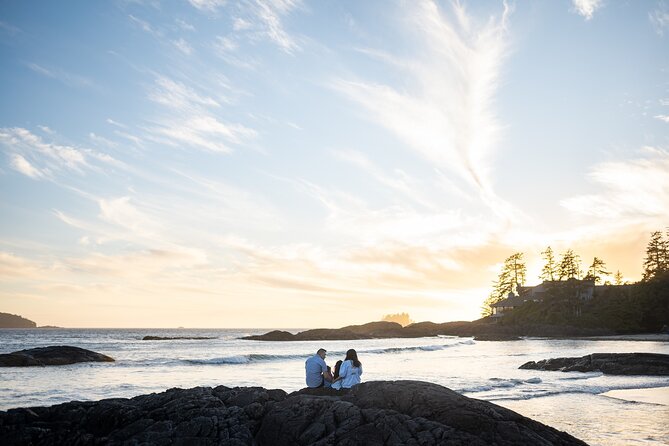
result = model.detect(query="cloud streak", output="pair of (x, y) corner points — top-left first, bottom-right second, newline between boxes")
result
(333, 1), (510, 194)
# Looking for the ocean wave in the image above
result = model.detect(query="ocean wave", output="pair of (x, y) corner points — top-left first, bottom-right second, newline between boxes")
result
(558, 372), (603, 380)
(461, 377), (542, 393)
(365, 340), (475, 355)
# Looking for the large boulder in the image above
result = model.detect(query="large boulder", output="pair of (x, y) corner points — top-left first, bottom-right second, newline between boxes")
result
(519, 352), (669, 375)
(0, 381), (586, 445)
(0, 346), (115, 367)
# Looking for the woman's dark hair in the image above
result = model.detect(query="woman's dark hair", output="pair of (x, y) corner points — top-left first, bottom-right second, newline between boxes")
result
(345, 349), (361, 368)
(333, 360), (343, 379)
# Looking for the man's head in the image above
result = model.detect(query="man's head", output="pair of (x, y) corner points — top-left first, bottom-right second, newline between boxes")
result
(317, 348), (326, 359)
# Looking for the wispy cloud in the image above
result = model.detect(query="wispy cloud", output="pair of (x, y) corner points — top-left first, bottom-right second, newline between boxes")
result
(249, 0), (302, 54)
(9, 154), (44, 178)
(650, 2), (669, 35)
(332, 1), (510, 195)
(129, 14), (162, 37)
(145, 75), (256, 153)
(26, 62), (98, 90)
(175, 19), (195, 31)
(172, 38), (193, 55)
(571, 0), (603, 20)
(0, 20), (21, 36)
(0, 127), (119, 180)
(561, 147), (669, 220)
(655, 114), (669, 123)
(187, 0), (226, 12)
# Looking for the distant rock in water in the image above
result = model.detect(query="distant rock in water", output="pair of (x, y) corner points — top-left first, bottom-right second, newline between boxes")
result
(0, 346), (114, 367)
(519, 353), (669, 375)
(0, 312), (36, 328)
(473, 334), (522, 341)
(141, 336), (217, 341)
(0, 380), (587, 445)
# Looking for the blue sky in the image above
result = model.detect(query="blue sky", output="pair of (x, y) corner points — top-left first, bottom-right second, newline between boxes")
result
(1, 0), (668, 328)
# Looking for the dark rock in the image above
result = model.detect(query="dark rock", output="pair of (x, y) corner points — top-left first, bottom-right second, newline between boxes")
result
(0, 346), (115, 367)
(0, 381), (586, 445)
(142, 336), (217, 341)
(474, 334), (522, 341)
(519, 352), (669, 375)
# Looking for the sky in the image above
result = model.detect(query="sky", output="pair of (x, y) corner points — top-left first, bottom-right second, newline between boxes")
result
(0, 0), (668, 328)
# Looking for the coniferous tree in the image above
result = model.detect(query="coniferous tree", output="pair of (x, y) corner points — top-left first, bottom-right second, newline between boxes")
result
(558, 249), (581, 280)
(481, 253), (527, 316)
(642, 231), (668, 281)
(614, 270), (624, 286)
(584, 257), (610, 284)
(540, 246), (558, 282)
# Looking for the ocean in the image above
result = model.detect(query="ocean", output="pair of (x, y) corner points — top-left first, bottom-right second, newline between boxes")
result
(1, 328), (667, 445)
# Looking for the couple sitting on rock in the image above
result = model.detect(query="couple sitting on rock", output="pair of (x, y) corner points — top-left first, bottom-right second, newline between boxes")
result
(305, 348), (363, 390)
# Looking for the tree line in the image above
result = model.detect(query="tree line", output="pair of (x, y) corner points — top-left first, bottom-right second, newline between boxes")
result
(481, 229), (669, 317)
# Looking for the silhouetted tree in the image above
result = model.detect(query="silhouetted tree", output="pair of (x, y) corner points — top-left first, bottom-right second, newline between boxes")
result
(584, 257), (610, 284)
(614, 270), (624, 286)
(642, 231), (668, 281)
(540, 246), (558, 282)
(558, 249), (581, 280)
(481, 253), (526, 316)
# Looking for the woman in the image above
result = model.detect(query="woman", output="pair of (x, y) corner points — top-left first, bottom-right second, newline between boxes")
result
(338, 349), (363, 388)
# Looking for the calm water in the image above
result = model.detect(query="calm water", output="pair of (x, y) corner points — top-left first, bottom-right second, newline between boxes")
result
(1, 329), (668, 445)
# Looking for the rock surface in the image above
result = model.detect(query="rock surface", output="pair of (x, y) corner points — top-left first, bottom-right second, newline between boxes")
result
(0, 346), (115, 367)
(0, 380), (586, 445)
(519, 352), (669, 375)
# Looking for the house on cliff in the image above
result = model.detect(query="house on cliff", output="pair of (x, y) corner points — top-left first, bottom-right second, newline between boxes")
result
(491, 279), (602, 319)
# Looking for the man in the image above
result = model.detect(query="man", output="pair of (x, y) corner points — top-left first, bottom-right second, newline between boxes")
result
(305, 348), (331, 388)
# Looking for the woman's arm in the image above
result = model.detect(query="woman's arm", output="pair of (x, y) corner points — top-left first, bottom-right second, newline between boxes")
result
(339, 360), (350, 378)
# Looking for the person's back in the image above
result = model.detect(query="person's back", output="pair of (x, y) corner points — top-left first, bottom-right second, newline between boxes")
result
(305, 348), (328, 388)
(338, 349), (363, 389)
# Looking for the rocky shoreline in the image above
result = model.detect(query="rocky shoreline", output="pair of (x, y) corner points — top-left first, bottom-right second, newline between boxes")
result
(0, 346), (114, 367)
(242, 320), (625, 341)
(519, 353), (669, 375)
(0, 380), (587, 445)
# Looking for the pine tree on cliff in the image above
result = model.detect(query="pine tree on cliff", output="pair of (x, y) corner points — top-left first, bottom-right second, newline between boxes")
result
(481, 253), (527, 316)
(614, 270), (624, 285)
(558, 249), (582, 280)
(540, 246), (558, 282)
(642, 231), (668, 281)
(584, 257), (610, 284)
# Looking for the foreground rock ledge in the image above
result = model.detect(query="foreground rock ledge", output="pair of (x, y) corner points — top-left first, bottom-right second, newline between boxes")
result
(0, 346), (115, 367)
(0, 380), (586, 445)
(519, 352), (669, 375)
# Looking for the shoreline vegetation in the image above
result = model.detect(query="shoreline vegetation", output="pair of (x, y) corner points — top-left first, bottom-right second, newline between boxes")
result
(0, 380), (588, 445)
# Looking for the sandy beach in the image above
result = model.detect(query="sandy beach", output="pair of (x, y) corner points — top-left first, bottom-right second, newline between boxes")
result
(602, 386), (669, 406)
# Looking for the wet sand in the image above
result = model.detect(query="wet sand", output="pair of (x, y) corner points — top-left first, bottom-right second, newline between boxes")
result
(602, 386), (669, 406)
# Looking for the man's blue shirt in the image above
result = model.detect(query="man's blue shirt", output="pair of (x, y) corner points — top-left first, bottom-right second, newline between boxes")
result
(305, 354), (327, 387)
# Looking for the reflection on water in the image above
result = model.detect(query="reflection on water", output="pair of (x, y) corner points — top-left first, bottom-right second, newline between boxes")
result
(500, 393), (669, 446)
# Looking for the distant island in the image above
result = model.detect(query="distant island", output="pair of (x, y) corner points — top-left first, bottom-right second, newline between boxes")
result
(0, 312), (37, 328)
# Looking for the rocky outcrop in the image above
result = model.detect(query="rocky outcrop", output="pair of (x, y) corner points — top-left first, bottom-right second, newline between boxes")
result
(0, 380), (586, 445)
(0, 346), (115, 367)
(473, 334), (522, 341)
(142, 336), (216, 340)
(519, 353), (669, 375)
(242, 320), (614, 341)
(0, 312), (36, 328)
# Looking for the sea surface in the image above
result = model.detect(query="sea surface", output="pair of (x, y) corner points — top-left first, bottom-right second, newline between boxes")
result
(1, 328), (668, 445)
